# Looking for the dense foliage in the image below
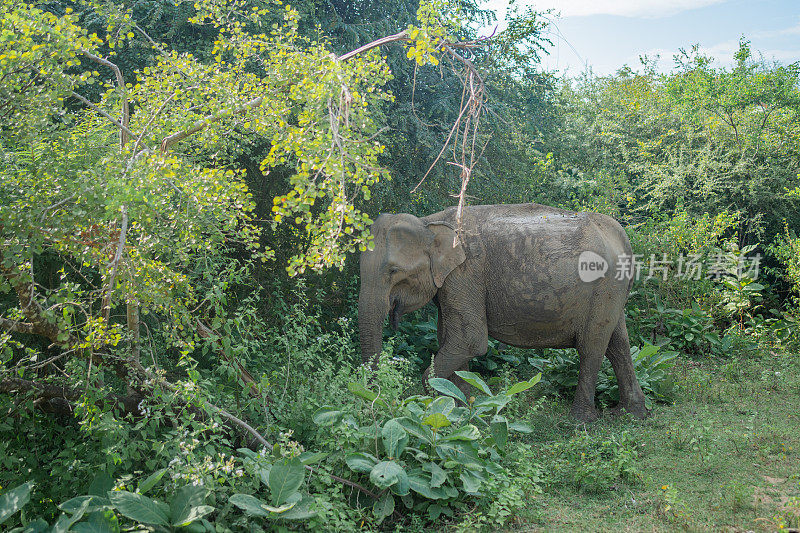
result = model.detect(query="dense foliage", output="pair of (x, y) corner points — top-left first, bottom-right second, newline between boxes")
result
(1, 0), (799, 530)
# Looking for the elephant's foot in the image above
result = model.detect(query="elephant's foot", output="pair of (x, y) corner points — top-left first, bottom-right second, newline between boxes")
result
(610, 399), (650, 419)
(569, 403), (600, 423)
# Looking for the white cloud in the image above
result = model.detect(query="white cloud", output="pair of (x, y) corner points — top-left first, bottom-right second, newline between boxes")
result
(492, 0), (730, 19)
(754, 20), (800, 39)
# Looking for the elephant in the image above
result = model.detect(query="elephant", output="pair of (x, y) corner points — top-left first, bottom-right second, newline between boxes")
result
(358, 203), (649, 422)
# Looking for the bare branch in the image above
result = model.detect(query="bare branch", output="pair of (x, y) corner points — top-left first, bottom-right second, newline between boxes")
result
(101, 207), (129, 323)
(69, 91), (137, 140)
(159, 96), (264, 153)
(0, 377), (143, 416)
(196, 319), (262, 400)
(337, 30), (409, 62)
(0, 316), (36, 335)
(83, 51), (130, 148)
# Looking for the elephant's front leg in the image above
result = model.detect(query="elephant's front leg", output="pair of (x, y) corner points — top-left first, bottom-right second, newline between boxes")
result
(426, 291), (488, 395)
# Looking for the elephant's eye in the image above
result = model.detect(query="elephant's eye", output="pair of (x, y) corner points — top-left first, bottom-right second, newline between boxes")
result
(388, 266), (401, 276)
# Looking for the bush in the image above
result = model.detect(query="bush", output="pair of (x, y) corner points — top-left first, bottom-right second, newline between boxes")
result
(549, 430), (640, 493)
(529, 343), (677, 409)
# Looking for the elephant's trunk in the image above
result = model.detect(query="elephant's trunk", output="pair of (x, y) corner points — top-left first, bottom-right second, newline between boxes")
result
(358, 288), (389, 368)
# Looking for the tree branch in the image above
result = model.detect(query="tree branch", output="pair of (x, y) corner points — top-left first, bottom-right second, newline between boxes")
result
(0, 377), (143, 416)
(159, 97), (264, 153)
(69, 90), (137, 140)
(82, 51), (130, 148)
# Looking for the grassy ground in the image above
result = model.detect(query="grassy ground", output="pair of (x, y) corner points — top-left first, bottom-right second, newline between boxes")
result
(513, 351), (800, 532)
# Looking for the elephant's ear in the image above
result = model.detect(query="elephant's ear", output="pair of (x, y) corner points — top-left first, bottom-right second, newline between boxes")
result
(427, 222), (466, 288)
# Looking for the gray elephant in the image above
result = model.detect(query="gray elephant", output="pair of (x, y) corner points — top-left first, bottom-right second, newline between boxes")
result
(358, 203), (648, 422)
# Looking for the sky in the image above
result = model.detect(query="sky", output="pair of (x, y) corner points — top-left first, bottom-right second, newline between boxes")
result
(479, 0), (800, 75)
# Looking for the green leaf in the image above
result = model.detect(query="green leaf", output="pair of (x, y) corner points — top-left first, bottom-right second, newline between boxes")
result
(268, 458), (305, 507)
(58, 495), (110, 514)
(107, 491), (170, 526)
(137, 469), (167, 495)
(52, 499), (90, 533)
(229, 494), (270, 517)
(347, 382), (386, 407)
(429, 463), (447, 488)
(311, 407), (344, 426)
(397, 417), (434, 443)
(508, 421), (534, 434)
(345, 452), (379, 473)
(454, 371), (491, 395)
(459, 470), (484, 494)
(422, 413), (451, 430)
(298, 451), (328, 466)
(88, 474), (114, 497)
(426, 396), (455, 416)
(276, 495), (317, 520)
(170, 485), (212, 526)
(373, 492), (394, 524)
(263, 492), (300, 513)
(473, 394), (510, 412)
(389, 468), (410, 496)
(442, 424), (480, 442)
(370, 461), (404, 489)
(382, 419), (409, 459)
(407, 472), (444, 500)
(428, 378), (467, 404)
(506, 373), (541, 395)
(490, 416), (508, 450)
(0, 481), (33, 524)
(71, 510), (120, 533)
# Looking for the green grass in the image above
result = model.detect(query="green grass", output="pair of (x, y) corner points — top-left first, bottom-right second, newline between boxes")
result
(510, 351), (800, 532)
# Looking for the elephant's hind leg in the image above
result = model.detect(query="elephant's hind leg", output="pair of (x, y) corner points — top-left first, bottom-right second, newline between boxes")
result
(571, 327), (616, 423)
(605, 317), (649, 418)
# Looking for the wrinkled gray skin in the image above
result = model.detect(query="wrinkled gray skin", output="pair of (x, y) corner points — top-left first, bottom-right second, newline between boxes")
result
(358, 203), (649, 422)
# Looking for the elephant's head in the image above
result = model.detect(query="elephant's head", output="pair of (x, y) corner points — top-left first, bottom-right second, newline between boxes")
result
(358, 213), (466, 366)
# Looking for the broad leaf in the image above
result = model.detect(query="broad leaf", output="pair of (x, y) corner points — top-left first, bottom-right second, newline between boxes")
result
(422, 413), (451, 430)
(382, 419), (409, 459)
(426, 396), (455, 416)
(508, 421), (534, 434)
(345, 452), (379, 473)
(137, 469), (167, 495)
(299, 451), (328, 465)
(277, 495), (317, 520)
(268, 458), (305, 507)
(370, 461), (404, 489)
(388, 468), (410, 496)
(473, 394), (510, 412)
(506, 373), (541, 395)
(428, 463), (447, 488)
(373, 492), (394, 523)
(347, 382), (386, 407)
(312, 407), (344, 426)
(71, 510), (120, 533)
(169, 485), (210, 526)
(52, 499), (90, 533)
(0, 481), (33, 524)
(58, 495), (110, 514)
(107, 491), (170, 526)
(460, 469), (484, 494)
(490, 416), (508, 450)
(428, 378), (467, 404)
(407, 472), (446, 500)
(263, 492), (300, 513)
(454, 370), (491, 395)
(229, 494), (270, 517)
(88, 474), (114, 497)
(441, 424), (480, 442)
(397, 417), (434, 443)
